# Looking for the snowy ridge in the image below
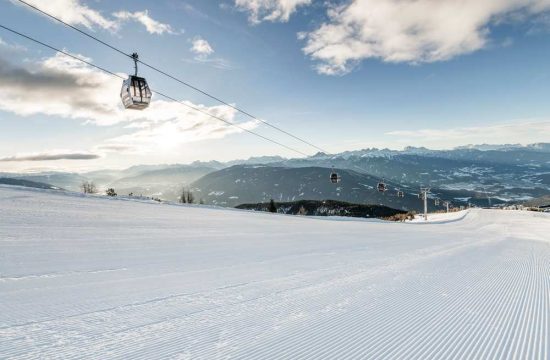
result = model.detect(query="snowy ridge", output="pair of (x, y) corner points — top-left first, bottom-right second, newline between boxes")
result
(0, 186), (548, 359)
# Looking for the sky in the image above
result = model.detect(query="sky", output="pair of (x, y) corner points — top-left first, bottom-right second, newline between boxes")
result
(1, 0), (550, 172)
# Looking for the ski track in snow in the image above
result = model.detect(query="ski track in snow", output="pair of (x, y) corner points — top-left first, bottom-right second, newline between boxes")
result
(0, 186), (548, 359)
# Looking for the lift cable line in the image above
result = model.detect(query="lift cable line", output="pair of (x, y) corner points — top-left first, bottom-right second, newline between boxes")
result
(0, 24), (310, 157)
(14, 0), (449, 206)
(14, 0), (329, 155)
(0, 21), (396, 191)
(1, 14), (454, 209)
(349, 162), (451, 214)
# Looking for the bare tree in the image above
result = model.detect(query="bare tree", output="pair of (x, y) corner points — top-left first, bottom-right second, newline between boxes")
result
(80, 181), (97, 194)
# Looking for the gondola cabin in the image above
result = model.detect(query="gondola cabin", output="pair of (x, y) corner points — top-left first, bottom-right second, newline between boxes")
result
(377, 182), (387, 192)
(121, 76), (152, 110)
(330, 172), (341, 184)
(397, 190), (404, 198)
(121, 52), (152, 110)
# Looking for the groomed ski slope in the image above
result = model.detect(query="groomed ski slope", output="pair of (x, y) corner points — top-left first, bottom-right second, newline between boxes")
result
(0, 185), (548, 359)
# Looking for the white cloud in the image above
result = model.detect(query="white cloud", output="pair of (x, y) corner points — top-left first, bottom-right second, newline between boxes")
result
(15, 1), (176, 35)
(235, 0), (311, 24)
(113, 10), (175, 35)
(190, 37), (214, 57)
(96, 103), (258, 155)
(0, 52), (258, 154)
(385, 120), (550, 148)
(0, 52), (121, 125)
(187, 38), (233, 69)
(0, 150), (100, 162)
(13, 0), (117, 31)
(302, 0), (550, 75)
(183, 57), (234, 70)
(0, 37), (27, 52)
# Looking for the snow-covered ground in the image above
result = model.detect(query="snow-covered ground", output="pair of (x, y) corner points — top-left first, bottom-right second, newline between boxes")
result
(409, 210), (469, 223)
(1, 185), (549, 359)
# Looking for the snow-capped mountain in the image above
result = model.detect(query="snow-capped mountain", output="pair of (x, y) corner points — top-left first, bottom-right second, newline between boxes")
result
(1, 143), (548, 206)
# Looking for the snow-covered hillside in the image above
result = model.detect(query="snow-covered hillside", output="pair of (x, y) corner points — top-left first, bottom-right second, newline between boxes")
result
(1, 186), (548, 359)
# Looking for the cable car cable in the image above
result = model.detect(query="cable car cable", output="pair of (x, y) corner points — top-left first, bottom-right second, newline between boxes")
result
(14, 0), (330, 155)
(16, 1), (403, 192)
(0, 25), (124, 79)
(0, 24), (310, 157)
(1, 16), (453, 207)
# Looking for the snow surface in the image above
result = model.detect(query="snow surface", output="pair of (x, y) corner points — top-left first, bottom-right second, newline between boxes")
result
(1, 185), (549, 359)
(408, 210), (469, 223)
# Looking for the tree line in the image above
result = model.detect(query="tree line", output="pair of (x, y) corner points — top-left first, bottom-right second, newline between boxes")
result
(80, 181), (203, 204)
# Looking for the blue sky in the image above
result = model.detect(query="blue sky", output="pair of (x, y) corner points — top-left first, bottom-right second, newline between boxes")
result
(0, 0), (550, 172)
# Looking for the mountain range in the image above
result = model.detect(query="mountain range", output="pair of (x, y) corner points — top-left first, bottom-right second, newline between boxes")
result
(1, 143), (548, 210)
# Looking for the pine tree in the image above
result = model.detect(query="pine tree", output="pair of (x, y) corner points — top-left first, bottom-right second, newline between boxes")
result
(268, 199), (277, 213)
(105, 188), (117, 197)
(187, 191), (195, 204)
(179, 187), (187, 203)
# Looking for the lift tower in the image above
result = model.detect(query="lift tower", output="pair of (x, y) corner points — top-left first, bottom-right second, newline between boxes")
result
(420, 187), (430, 221)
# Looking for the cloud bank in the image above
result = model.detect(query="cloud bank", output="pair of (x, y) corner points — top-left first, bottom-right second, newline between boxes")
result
(0, 53), (120, 125)
(385, 120), (550, 148)
(0, 52), (258, 155)
(13, 0), (117, 30)
(0, 151), (100, 162)
(14, 0), (175, 35)
(302, 0), (550, 75)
